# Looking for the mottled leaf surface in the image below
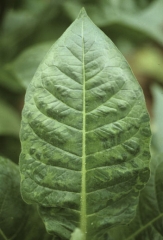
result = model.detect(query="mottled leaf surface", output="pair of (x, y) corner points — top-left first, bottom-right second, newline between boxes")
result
(20, 9), (151, 240)
(109, 154), (163, 240)
(0, 156), (52, 240)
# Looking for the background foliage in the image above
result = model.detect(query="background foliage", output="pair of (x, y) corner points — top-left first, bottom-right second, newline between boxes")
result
(0, 0), (163, 239)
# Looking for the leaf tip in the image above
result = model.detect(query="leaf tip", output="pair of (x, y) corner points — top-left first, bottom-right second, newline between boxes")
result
(78, 7), (88, 19)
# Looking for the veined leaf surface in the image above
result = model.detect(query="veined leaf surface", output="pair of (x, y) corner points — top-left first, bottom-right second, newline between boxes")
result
(20, 9), (151, 240)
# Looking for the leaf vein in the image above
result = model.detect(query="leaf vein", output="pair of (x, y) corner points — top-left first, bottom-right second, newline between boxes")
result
(87, 80), (126, 113)
(25, 172), (81, 194)
(86, 126), (141, 156)
(33, 97), (82, 131)
(43, 87), (81, 112)
(50, 64), (82, 86)
(28, 123), (81, 157)
(65, 46), (82, 62)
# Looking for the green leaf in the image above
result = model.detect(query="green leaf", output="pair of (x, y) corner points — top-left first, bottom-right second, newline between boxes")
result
(109, 153), (163, 240)
(0, 156), (52, 240)
(20, 8), (151, 240)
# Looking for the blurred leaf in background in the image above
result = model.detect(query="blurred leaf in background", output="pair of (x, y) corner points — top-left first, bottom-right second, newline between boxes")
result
(6, 41), (53, 89)
(0, 99), (21, 163)
(0, 99), (20, 136)
(0, 156), (52, 240)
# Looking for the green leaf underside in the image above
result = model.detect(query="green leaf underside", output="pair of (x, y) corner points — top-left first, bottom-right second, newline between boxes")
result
(20, 8), (151, 240)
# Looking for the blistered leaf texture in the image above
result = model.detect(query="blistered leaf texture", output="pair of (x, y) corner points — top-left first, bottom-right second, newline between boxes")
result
(20, 8), (151, 240)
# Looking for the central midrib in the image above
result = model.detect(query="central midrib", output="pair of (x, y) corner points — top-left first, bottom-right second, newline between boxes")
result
(80, 20), (87, 239)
